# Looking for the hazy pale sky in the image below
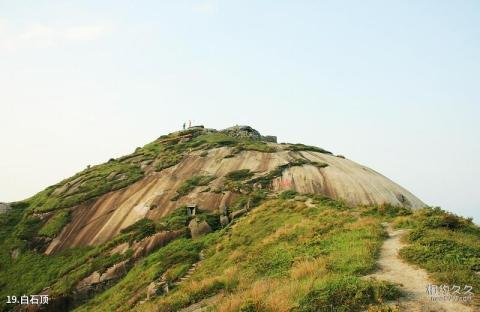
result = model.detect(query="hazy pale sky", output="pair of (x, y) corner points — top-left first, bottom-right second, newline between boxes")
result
(0, 1), (479, 223)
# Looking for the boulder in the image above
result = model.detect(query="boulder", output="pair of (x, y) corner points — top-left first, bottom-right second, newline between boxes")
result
(76, 271), (101, 290)
(131, 230), (183, 260)
(221, 125), (262, 140)
(220, 215), (229, 227)
(76, 259), (129, 292)
(229, 208), (247, 220)
(218, 205), (227, 216)
(109, 242), (130, 256)
(99, 260), (129, 282)
(146, 281), (169, 299)
(188, 219), (212, 239)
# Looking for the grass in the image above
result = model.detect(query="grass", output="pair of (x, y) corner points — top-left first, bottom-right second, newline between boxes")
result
(154, 150), (184, 171)
(362, 204), (413, 219)
(247, 159), (327, 189)
(287, 143), (332, 155)
(1, 195), (403, 312)
(299, 276), (400, 312)
(228, 190), (267, 212)
(128, 200), (399, 312)
(279, 190), (298, 200)
(75, 235), (218, 312)
(38, 210), (71, 238)
(225, 169), (254, 181)
(28, 161), (144, 213)
(0, 246), (96, 309)
(394, 207), (480, 306)
(172, 175), (216, 200)
(0, 127), (357, 312)
(120, 219), (157, 243)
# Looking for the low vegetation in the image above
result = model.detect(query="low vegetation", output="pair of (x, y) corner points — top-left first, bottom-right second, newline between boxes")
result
(287, 143), (332, 155)
(74, 198), (401, 312)
(393, 207), (480, 306)
(38, 210), (71, 238)
(8, 127), (462, 311)
(279, 190), (298, 200)
(172, 175), (216, 201)
(28, 161), (144, 213)
(248, 159), (327, 189)
(225, 169), (254, 181)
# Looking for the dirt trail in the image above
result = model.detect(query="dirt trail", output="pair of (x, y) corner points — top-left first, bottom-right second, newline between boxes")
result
(368, 223), (474, 312)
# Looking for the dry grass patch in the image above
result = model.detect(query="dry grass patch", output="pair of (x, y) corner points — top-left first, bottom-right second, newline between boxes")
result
(290, 257), (329, 280)
(217, 279), (293, 312)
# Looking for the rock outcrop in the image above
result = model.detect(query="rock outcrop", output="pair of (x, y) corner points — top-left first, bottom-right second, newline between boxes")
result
(41, 126), (425, 254)
(131, 230), (184, 260)
(188, 219), (212, 239)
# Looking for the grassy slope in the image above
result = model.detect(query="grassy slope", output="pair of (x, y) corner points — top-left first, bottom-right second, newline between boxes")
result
(0, 129), (337, 312)
(76, 197), (399, 312)
(393, 207), (480, 306)
(7, 128), (477, 311)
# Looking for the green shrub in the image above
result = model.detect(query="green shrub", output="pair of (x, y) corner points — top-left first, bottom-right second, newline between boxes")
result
(29, 162), (144, 213)
(155, 151), (184, 171)
(196, 213), (222, 231)
(363, 204), (412, 218)
(14, 216), (42, 241)
(38, 210), (71, 238)
(172, 175), (216, 200)
(398, 207), (480, 296)
(299, 276), (400, 312)
(120, 218), (156, 242)
(225, 169), (254, 181)
(157, 206), (191, 231)
(287, 143), (332, 155)
(279, 190), (298, 200)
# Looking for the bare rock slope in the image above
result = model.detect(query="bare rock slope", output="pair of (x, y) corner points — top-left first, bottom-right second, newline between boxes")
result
(42, 126), (424, 253)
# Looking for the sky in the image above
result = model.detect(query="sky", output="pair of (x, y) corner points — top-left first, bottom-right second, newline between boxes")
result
(0, 1), (479, 223)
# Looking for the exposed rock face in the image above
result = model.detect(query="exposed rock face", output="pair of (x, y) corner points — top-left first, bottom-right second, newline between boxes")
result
(99, 260), (129, 282)
(131, 230), (183, 260)
(76, 260), (129, 292)
(73, 231), (182, 305)
(76, 272), (101, 290)
(44, 129), (426, 254)
(108, 242), (129, 256)
(188, 219), (212, 239)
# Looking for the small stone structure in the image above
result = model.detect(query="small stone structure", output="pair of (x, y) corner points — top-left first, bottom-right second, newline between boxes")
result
(221, 125), (277, 143)
(186, 204), (197, 216)
(262, 135), (277, 143)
